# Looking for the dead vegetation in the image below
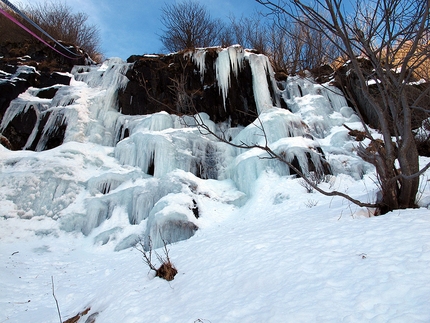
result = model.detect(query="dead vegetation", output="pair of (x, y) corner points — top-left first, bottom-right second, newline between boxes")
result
(135, 236), (178, 281)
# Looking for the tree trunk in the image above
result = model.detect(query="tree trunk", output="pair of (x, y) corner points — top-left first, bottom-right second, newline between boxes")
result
(397, 97), (420, 209)
(357, 138), (401, 214)
(374, 152), (400, 214)
(397, 144), (420, 209)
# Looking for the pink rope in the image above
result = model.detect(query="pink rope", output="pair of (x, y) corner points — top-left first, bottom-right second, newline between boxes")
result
(0, 7), (81, 60)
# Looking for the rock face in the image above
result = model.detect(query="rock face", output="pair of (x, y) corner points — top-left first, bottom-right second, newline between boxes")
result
(119, 47), (284, 127)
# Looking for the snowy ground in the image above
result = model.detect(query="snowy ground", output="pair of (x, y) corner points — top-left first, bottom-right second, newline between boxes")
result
(1, 163), (430, 323)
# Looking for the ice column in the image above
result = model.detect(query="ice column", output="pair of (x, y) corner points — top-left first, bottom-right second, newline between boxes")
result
(246, 52), (280, 114)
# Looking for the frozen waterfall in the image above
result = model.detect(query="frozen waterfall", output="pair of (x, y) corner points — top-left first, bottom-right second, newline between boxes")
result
(0, 46), (366, 251)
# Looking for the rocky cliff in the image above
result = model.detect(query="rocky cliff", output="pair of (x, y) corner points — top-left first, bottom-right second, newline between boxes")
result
(119, 46), (285, 126)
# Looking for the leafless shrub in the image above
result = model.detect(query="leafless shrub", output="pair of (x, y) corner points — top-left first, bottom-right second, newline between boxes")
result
(299, 171), (322, 193)
(135, 236), (177, 281)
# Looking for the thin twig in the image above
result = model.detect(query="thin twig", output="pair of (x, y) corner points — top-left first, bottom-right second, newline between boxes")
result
(51, 276), (62, 323)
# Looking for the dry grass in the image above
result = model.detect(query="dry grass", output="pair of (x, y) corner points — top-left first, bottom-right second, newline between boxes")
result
(63, 307), (90, 323)
(155, 261), (178, 281)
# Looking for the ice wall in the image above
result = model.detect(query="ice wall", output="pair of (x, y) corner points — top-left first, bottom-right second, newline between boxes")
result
(226, 108), (327, 195)
(114, 121), (224, 180)
(246, 52), (281, 113)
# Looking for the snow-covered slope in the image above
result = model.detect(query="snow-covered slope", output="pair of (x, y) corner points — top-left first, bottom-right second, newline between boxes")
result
(1, 46), (429, 322)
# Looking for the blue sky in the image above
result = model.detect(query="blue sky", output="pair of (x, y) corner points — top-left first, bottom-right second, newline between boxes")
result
(16, 0), (266, 60)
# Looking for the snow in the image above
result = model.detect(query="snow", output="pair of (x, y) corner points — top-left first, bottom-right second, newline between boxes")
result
(1, 46), (430, 322)
(1, 169), (430, 323)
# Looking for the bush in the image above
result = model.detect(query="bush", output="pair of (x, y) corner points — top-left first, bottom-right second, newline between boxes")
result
(135, 236), (177, 281)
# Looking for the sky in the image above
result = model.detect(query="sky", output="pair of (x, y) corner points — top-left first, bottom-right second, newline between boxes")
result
(14, 0), (266, 60)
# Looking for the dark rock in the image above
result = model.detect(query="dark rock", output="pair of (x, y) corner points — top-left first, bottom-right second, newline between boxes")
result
(119, 48), (270, 126)
(38, 72), (71, 88)
(0, 41), (87, 150)
(310, 64), (334, 83)
(36, 86), (60, 99)
(0, 78), (30, 118)
(1, 104), (37, 150)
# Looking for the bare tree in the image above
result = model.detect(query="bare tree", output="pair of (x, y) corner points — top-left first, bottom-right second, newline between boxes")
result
(263, 10), (341, 74)
(224, 11), (339, 74)
(257, 0), (430, 213)
(22, 1), (102, 60)
(159, 0), (222, 52)
(0, 4), (29, 43)
(228, 14), (269, 54)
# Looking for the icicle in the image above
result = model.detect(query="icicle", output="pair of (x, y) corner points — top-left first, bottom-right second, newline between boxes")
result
(215, 48), (231, 111)
(246, 52), (279, 114)
(228, 45), (244, 79)
(22, 104), (42, 150)
(186, 49), (206, 83)
(72, 58), (130, 90)
(318, 84), (348, 112)
(35, 109), (78, 151)
(214, 46), (247, 111)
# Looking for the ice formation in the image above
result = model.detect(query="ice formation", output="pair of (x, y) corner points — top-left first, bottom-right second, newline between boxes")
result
(191, 45), (280, 113)
(282, 75), (359, 137)
(185, 48), (206, 83)
(215, 48), (234, 110)
(246, 51), (281, 113)
(0, 46), (368, 250)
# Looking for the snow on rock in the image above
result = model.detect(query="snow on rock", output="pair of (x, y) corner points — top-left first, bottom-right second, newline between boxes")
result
(1, 167), (429, 323)
(143, 192), (198, 250)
